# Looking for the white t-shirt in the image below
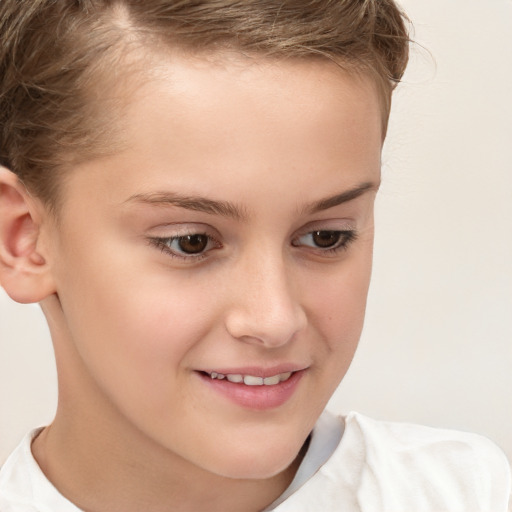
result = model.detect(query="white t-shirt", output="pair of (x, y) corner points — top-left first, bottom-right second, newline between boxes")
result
(1, 411), (510, 512)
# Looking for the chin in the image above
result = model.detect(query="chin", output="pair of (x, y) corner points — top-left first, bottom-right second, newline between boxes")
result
(204, 437), (305, 481)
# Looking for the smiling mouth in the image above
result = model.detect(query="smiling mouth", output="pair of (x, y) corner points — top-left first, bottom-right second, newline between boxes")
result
(204, 371), (293, 386)
(199, 368), (304, 409)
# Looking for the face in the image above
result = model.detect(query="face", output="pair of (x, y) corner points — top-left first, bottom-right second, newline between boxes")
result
(43, 53), (382, 480)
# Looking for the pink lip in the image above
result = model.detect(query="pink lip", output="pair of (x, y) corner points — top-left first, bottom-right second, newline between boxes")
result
(196, 367), (306, 410)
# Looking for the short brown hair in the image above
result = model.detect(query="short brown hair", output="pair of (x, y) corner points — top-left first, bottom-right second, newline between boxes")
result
(0, 0), (409, 209)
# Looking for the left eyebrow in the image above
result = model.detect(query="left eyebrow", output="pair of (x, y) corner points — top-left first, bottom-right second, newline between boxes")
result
(303, 181), (379, 214)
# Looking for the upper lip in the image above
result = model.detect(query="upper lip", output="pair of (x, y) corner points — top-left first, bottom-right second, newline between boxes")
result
(198, 364), (308, 378)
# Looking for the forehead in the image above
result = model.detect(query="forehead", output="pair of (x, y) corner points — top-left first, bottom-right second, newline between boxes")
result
(55, 52), (382, 218)
(117, 51), (382, 161)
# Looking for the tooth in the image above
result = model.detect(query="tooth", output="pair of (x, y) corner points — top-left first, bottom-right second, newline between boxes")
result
(243, 375), (264, 386)
(212, 371), (294, 385)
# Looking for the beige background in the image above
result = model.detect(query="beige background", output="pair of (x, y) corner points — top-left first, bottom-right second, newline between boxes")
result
(1, 0), (511, 465)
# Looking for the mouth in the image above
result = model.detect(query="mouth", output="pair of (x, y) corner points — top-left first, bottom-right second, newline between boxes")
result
(197, 367), (305, 410)
(204, 371), (293, 386)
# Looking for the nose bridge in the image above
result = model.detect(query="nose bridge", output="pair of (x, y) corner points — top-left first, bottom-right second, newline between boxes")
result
(225, 244), (306, 347)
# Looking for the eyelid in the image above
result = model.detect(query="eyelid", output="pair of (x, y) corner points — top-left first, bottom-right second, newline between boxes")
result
(147, 234), (222, 261)
(148, 221), (218, 236)
(146, 224), (222, 261)
(292, 229), (357, 249)
(294, 218), (357, 236)
(291, 218), (359, 255)
(146, 221), (358, 262)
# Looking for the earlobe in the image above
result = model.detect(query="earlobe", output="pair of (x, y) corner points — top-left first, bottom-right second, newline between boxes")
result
(0, 167), (56, 303)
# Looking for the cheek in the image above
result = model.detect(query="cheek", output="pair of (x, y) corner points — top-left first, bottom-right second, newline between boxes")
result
(313, 248), (373, 337)
(305, 245), (373, 387)
(55, 254), (219, 409)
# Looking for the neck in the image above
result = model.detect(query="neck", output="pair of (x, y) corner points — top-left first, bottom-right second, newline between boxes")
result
(32, 401), (304, 512)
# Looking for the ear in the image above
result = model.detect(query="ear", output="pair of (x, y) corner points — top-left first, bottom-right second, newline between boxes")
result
(0, 167), (56, 303)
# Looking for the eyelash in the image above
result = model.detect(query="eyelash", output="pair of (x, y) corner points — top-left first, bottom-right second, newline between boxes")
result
(147, 229), (358, 262)
(148, 232), (221, 262)
(292, 230), (358, 255)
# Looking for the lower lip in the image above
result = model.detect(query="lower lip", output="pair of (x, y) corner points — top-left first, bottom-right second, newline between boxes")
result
(198, 370), (304, 410)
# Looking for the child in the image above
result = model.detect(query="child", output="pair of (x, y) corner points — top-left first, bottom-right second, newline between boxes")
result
(0, 1), (510, 511)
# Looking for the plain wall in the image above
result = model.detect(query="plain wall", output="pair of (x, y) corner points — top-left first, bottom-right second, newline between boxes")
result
(1, 0), (511, 465)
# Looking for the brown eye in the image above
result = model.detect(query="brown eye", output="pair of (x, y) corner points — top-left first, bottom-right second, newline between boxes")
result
(149, 232), (221, 260)
(311, 231), (341, 248)
(177, 234), (209, 254)
(292, 229), (357, 253)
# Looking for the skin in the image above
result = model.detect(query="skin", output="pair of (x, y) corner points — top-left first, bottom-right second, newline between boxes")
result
(0, 53), (382, 511)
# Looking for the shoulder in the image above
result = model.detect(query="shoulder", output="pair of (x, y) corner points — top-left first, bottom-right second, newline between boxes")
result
(0, 495), (41, 512)
(0, 428), (81, 512)
(1, 429), (42, 511)
(339, 412), (511, 511)
(274, 411), (511, 512)
(343, 411), (510, 473)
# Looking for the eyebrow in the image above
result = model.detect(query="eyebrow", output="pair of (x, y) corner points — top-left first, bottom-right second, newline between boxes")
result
(125, 181), (378, 220)
(125, 192), (247, 221)
(304, 181), (379, 214)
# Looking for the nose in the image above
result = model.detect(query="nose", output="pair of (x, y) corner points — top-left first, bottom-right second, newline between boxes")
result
(224, 251), (307, 348)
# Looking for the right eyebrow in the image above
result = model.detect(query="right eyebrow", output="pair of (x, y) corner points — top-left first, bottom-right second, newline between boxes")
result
(124, 192), (247, 221)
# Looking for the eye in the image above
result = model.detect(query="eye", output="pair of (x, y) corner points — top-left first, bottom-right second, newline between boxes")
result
(148, 233), (221, 260)
(292, 230), (357, 252)
(170, 234), (209, 254)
